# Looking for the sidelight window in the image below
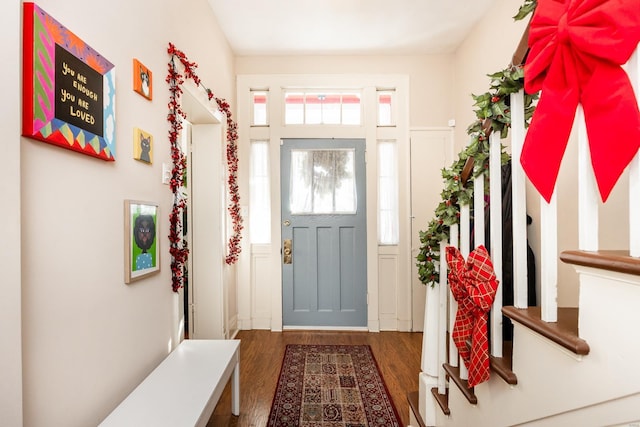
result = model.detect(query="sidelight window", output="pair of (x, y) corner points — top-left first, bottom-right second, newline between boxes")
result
(378, 140), (399, 244)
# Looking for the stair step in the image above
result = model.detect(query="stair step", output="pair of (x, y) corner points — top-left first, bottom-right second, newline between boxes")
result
(443, 363), (477, 404)
(407, 391), (428, 427)
(490, 340), (517, 385)
(502, 306), (590, 355)
(430, 387), (450, 416)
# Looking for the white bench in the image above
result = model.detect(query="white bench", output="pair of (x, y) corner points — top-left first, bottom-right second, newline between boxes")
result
(99, 339), (240, 427)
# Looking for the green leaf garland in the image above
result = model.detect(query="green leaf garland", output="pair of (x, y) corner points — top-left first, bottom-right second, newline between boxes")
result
(416, 1), (538, 287)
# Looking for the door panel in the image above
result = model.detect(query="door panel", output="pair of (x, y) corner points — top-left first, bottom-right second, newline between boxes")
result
(281, 138), (367, 327)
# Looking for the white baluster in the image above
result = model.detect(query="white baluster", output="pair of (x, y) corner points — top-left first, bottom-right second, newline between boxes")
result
(541, 191), (558, 322)
(510, 91), (529, 308)
(628, 47), (640, 258)
(449, 224), (459, 367)
(461, 204), (471, 258)
(577, 105), (599, 252)
(438, 240), (448, 395)
(474, 174), (485, 247)
(459, 204), (470, 381)
(489, 131), (503, 357)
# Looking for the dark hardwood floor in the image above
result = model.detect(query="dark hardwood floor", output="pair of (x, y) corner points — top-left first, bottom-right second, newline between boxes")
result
(207, 329), (423, 427)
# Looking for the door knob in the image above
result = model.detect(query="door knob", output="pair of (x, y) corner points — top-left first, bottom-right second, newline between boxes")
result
(283, 239), (292, 264)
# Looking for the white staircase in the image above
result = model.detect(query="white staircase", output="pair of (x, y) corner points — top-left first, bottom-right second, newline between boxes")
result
(410, 46), (640, 427)
(411, 253), (640, 427)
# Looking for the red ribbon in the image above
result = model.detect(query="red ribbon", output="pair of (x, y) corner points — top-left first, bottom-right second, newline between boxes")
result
(446, 245), (499, 388)
(521, 0), (640, 202)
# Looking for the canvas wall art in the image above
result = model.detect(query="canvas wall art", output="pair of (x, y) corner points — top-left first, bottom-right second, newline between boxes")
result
(133, 58), (152, 100)
(133, 128), (153, 163)
(124, 200), (160, 283)
(22, 2), (116, 161)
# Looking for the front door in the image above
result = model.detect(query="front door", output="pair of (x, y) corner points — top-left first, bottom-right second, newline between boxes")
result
(281, 138), (367, 327)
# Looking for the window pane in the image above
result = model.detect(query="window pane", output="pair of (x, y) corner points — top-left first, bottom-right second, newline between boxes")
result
(311, 151), (335, 213)
(290, 151), (312, 213)
(377, 90), (394, 126)
(334, 150), (356, 212)
(250, 141), (271, 243)
(284, 90), (362, 125)
(251, 90), (268, 126)
(342, 93), (361, 125)
(284, 92), (304, 124)
(322, 94), (341, 124)
(290, 149), (356, 214)
(305, 93), (325, 124)
(378, 141), (399, 244)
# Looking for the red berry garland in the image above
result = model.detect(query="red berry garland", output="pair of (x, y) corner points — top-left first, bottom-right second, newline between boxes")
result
(166, 43), (244, 292)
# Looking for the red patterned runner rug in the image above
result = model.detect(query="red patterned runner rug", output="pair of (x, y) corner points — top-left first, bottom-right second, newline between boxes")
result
(267, 344), (401, 427)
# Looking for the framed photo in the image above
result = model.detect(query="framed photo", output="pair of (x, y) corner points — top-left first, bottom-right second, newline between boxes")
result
(133, 128), (153, 163)
(22, 2), (116, 161)
(133, 58), (152, 100)
(124, 200), (160, 283)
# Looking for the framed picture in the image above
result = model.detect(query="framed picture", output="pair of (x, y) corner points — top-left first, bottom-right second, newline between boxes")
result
(133, 58), (152, 100)
(133, 128), (153, 163)
(124, 200), (160, 283)
(22, 2), (116, 161)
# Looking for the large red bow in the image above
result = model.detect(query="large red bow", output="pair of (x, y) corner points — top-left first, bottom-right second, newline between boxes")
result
(521, 0), (640, 202)
(446, 245), (499, 388)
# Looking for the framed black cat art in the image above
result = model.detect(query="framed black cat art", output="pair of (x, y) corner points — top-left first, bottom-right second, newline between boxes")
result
(133, 58), (152, 100)
(124, 200), (160, 283)
(133, 127), (153, 164)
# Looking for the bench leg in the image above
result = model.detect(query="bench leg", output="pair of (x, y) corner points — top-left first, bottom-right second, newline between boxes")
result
(231, 360), (240, 416)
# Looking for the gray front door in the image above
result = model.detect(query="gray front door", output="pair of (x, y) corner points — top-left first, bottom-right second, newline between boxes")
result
(281, 138), (367, 327)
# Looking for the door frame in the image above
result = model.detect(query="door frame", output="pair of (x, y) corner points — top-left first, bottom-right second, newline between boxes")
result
(177, 83), (230, 341)
(236, 74), (412, 332)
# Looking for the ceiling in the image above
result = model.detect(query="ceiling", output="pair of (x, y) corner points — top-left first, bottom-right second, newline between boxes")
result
(206, 0), (497, 56)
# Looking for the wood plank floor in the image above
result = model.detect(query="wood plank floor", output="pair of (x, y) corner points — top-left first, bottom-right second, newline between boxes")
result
(207, 329), (423, 427)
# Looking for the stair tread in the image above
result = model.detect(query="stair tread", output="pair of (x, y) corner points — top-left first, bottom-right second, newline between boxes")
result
(407, 391), (428, 427)
(490, 340), (518, 385)
(560, 250), (640, 276)
(443, 363), (477, 404)
(430, 387), (450, 416)
(502, 306), (590, 355)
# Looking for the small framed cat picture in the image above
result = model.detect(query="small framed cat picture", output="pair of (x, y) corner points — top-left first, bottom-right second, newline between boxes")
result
(133, 58), (152, 100)
(133, 128), (153, 164)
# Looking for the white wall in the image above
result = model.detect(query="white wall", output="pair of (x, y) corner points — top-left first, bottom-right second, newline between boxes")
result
(1, 1), (24, 425)
(9, 0), (236, 426)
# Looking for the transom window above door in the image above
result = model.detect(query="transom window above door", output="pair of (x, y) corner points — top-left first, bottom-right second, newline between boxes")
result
(289, 149), (357, 214)
(283, 91), (361, 125)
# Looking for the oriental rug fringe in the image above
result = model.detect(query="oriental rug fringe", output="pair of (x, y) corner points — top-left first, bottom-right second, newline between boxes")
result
(267, 344), (401, 427)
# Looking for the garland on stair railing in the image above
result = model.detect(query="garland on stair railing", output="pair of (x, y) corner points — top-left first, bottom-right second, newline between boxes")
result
(416, 1), (538, 287)
(167, 43), (243, 292)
